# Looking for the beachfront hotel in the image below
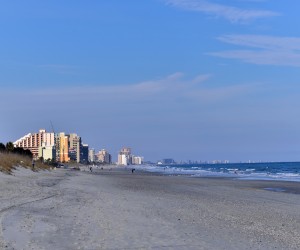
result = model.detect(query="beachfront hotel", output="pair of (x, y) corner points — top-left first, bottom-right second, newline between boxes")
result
(117, 147), (143, 165)
(117, 147), (132, 165)
(132, 156), (144, 165)
(14, 129), (55, 159)
(97, 149), (112, 164)
(69, 133), (81, 163)
(14, 129), (116, 165)
(80, 144), (89, 164)
(38, 143), (56, 162)
(56, 133), (70, 163)
(14, 129), (92, 163)
(88, 148), (95, 162)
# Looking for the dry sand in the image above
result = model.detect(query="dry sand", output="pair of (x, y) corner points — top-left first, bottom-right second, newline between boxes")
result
(0, 167), (300, 250)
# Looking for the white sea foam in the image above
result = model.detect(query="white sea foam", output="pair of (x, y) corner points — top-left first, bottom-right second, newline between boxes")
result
(134, 164), (300, 182)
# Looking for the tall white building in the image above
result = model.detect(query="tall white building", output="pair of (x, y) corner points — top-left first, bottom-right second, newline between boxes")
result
(132, 156), (144, 165)
(88, 148), (95, 163)
(117, 147), (132, 165)
(118, 154), (129, 165)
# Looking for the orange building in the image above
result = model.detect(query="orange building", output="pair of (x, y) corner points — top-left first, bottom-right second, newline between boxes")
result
(56, 133), (70, 163)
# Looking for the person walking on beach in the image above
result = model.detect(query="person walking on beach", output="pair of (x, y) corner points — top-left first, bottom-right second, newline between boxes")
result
(90, 166), (93, 172)
(32, 159), (35, 169)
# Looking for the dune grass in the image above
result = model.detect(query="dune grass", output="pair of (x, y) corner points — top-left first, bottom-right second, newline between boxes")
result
(0, 152), (51, 174)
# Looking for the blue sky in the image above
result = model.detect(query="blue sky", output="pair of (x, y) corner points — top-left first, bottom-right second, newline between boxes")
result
(1, 0), (300, 162)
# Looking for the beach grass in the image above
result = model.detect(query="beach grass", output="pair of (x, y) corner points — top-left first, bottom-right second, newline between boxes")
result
(0, 152), (51, 174)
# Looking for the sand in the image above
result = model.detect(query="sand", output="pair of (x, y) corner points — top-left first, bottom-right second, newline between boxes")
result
(0, 167), (300, 250)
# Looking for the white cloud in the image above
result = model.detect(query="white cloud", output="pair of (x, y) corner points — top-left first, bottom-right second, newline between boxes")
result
(165, 0), (279, 23)
(218, 35), (300, 50)
(210, 35), (300, 67)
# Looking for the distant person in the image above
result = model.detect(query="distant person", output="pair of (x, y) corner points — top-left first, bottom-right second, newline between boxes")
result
(90, 166), (93, 172)
(131, 168), (135, 173)
(32, 159), (35, 169)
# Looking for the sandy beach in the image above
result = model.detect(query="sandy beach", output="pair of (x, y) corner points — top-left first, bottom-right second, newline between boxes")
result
(0, 167), (300, 250)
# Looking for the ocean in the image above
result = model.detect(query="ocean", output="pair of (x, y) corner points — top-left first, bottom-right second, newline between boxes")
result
(134, 162), (300, 182)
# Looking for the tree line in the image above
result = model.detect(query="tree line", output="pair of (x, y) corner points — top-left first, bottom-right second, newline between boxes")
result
(0, 142), (33, 157)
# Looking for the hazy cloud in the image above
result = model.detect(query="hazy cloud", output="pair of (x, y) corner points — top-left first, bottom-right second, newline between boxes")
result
(218, 35), (300, 50)
(3, 73), (252, 104)
(0, 73), (256, 128)
(165, 0), (279, 23)
(210, 35), (300, 67)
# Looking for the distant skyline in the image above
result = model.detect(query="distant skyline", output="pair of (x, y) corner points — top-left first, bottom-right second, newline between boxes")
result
(1, 1), (300, 162)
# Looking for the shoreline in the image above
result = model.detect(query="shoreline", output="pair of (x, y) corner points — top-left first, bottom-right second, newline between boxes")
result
(0, 167), (300, 249)
(131, 162), (300, 183)
(98, 166), (300, 195)
(87, 166), (300, 197)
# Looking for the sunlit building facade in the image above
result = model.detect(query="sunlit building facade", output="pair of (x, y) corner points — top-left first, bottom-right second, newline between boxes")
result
(68, 133), (81, 163)
(14, 129), (55, 159)
(117, 147), (132, 165)
(88, 148), (95, 163)
(132, 156), (144, 165)
(38, 142), (56, 161)
(97, 149), (111, 164)
(56, 133), (70, 163)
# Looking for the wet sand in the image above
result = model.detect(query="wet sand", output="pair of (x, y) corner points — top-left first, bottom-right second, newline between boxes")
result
(0, 167), (300, 249)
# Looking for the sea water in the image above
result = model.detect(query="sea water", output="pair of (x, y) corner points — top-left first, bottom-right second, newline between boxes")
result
(134, 162), (300, 182)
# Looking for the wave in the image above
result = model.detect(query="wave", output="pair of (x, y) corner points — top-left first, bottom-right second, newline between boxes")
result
(133, 163), (300, 182)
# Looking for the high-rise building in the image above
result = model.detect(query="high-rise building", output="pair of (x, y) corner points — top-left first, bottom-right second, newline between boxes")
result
(97, 149), (111, 164)
(56, 133), (70, 163)
(80, 144), (89, 164)
(120, 147), (131, 155)
(117, 147), (132, 165)
(68, 133), (81, 163)
(118, 154), (128, 165)
(38, 142), (56, 162)
(14, 129), (55, 159)
(88, 148), (95, 163)
(132, 156), (144, 165)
